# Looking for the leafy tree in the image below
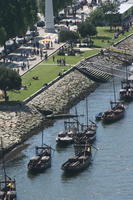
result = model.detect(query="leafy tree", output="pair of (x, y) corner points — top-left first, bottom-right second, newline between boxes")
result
(89, 7), (105, 26)
(0, 0), (38, 41)
(101, 1), (120, 29)
(78, 21), (97, 38)
(88, 1), (121, 29)
(101, 1), (120, 14)
(0, 27), (7, 46)
(0, 66), (22, 101)
(59, 30), (79, 42)
(39, 0), (73, 17)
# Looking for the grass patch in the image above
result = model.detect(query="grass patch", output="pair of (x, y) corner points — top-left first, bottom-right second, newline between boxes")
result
(7, 26), (133, 101)
(92, 26), (133, 48)
(8, 49), (99, 101)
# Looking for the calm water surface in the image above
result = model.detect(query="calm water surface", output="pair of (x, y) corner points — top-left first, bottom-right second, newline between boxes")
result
(1, 76), (133, 200)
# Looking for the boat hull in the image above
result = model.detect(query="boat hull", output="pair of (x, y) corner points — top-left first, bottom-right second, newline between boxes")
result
(56, 137), (73, 146)
(61, 157), (92, 173)
(120, 95), (133, 102)
(28, 160), (51, 173)
(102, 110), (125, 124)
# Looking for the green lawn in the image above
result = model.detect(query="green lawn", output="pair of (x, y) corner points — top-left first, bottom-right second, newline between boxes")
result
(92, 26), (133, 48)
(8, 49), (99, 101)
(8, 26), (133, 101)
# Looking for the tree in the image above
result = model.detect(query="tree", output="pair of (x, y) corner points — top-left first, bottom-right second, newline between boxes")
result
(0, 66), (22, 101)
(0, 0), (38, 41)
(88, 1), (120, 28)
(39, 0), (73, 17)
(101, 1), (120, 30)
(58, 30), (79, 42)
(89, 7), (105, 26)
(78, 21), (97, 38)
(0, 27), (7, 46)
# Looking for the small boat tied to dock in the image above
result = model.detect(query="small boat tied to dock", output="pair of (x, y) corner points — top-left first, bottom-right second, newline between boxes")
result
(56, 121), (78, 146)
(27, 144), (52, 173)
(74, 122), (97, 147)
(74, 97), (97, 146)
(61, 145), (92, 173)
(102, 101), (125, 124)
(102, 68), (125, 124)
(0, 138), (17, 200)
(119, 57), (133, 102)
(28, 131), (54, 173)
(119, 80), (133, 102)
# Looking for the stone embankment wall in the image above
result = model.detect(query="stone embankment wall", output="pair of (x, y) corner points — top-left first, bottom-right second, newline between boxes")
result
(0, 34), (133, 155)
(0, 104), (44, 154)
(0, 70), (97, 154)
(114, 34), (133, 54)
(28, 70), (97, 114)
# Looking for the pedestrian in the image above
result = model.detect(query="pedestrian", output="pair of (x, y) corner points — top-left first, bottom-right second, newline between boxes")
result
(40, 51), (43, 60)
(51, 41), (53, 48)
(63, 58), (66, 66)
(37, 49), (39, 55)
(53, 55), (55, 62)
(45, 53), (48, 60)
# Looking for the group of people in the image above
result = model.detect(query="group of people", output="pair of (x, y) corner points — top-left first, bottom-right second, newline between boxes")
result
(56, 58), (66, 66)
(113, 23), (132, 40)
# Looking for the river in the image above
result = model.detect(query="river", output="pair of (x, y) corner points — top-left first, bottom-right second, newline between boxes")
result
(1, 73), (133, 200)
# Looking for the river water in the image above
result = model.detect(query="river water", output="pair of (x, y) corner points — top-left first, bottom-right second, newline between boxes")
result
(1, 74), (133, 200)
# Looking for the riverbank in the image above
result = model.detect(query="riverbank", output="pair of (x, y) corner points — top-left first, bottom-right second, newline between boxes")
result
(0, 35), (133, 156)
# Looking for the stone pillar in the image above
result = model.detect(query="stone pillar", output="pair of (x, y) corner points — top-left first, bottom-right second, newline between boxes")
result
(45, 0), (55, 33)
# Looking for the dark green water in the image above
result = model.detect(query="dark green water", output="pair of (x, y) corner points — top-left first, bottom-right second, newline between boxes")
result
(1, 75), (133, 200)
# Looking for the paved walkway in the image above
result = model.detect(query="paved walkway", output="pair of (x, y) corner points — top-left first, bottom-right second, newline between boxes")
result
(0, 1), (94, 76)
(0, 31), (66, 76)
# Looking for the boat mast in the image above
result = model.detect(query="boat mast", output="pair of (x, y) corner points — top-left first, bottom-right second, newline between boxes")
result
(111, 66), (117, 106)
(0, 137), (7, 187)
(125, 48), (128, 82)
(86, 97), (89, 127)
(67, 86), (70, 131)
(41, 130), (44, 147)
(75, 106), (79, 132)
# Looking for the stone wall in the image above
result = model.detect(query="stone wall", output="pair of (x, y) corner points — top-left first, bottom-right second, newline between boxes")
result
(0, 69), (98, 154)
(0, 34), (133, 155)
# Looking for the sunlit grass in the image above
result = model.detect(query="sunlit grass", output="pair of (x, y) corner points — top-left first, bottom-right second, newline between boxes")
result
(8, 26), (133, 101)
(8, 49), (99, 101)
(92, 26), (133, 48)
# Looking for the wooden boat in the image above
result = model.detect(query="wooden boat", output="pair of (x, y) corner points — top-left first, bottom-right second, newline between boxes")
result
(0, 138), (17, 200)
(119, 80), (133, 102)
(74, 123), (97, 145)
(28, 144), (52, 173)
(0, 176), (16, 200)
(61, 146), (92, 172)
(28, 130), (53, 173)
(102, 69), (125, 124)
(56, 121), (78, 146)
(102, 101), (125, 124)
(74, 98), (97, 145)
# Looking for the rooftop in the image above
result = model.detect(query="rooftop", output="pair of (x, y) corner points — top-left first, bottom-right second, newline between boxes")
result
(118, 0), (133, 14)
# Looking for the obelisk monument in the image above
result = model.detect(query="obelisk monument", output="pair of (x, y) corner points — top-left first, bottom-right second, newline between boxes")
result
(45, 0), (55, 33)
